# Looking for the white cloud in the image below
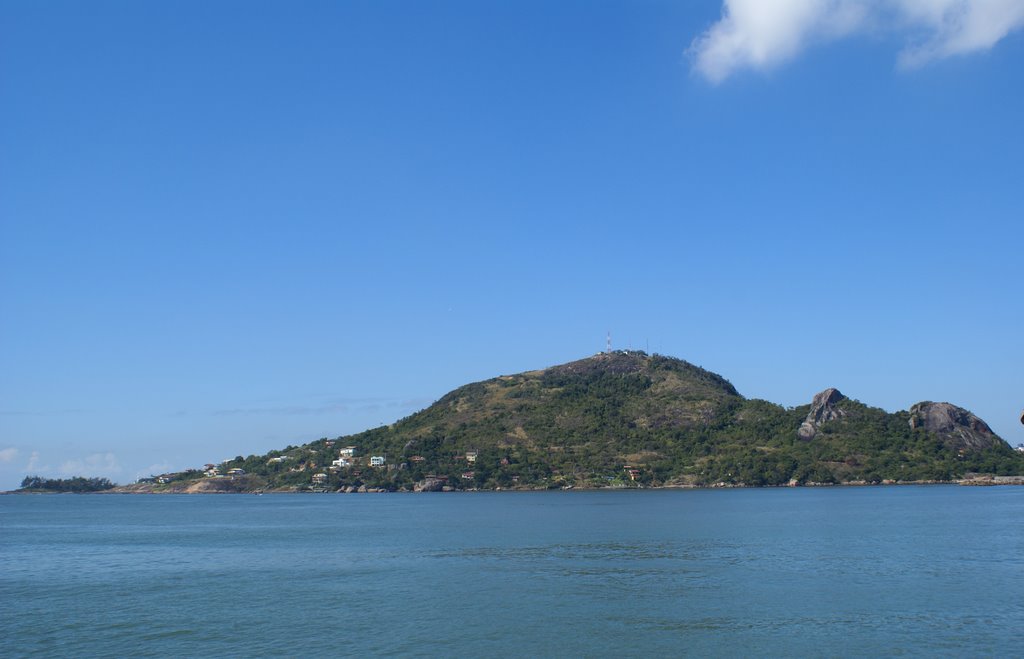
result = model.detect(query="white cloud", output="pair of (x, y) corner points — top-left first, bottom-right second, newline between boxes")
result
(691, 0), (1024, 82)
(0, 448), (18, 463)
(895, 0), (1024, 68)
(138, 462), (173, 479)
(58, 452), (122, 477)
(26, 451), (42, 472)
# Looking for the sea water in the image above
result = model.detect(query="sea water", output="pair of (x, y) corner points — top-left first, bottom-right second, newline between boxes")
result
(1, 487), (1022, 657)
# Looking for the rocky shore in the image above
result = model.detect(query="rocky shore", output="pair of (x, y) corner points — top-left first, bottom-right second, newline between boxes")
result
(88, 476), (1024, 495)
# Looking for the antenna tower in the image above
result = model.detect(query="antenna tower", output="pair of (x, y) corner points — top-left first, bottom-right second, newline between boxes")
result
(606, 332), (611, 354)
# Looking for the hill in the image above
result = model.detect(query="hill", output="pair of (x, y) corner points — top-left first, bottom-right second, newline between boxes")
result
(156, 352), (1024, 491)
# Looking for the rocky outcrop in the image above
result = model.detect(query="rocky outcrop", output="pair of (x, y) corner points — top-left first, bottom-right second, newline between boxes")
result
(414, 478), (446, 492)
(797, 388), (847, 440)
(183, 476), (264, 493)
(959, 474), (1024, 486)
(909, 402), (1002, 451)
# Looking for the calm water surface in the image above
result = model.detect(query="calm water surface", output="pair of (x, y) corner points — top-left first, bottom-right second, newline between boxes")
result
(2, 487), (1022, 657)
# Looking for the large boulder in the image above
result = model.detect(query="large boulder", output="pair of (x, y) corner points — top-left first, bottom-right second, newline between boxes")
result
(909, 402), (1002, 451)
(797, 388), (847, 440)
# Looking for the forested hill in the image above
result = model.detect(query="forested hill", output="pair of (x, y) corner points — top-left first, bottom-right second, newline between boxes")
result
(156, 351), (1024, 491)
(17, 476), (116, 493)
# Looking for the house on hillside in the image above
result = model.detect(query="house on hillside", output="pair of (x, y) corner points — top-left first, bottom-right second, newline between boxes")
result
(227, 468), (245, 477)
(465, 451), (478, 463)
(370, 456), (385, 467)
(339, 446), (357, 458)
(312, 473), (327, 485)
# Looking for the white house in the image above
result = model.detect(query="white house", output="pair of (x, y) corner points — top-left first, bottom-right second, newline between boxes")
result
(370, 456), (385, 467)
(339, 446), (357, 458)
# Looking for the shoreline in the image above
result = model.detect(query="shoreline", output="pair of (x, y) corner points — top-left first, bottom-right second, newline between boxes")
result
(7, 475), (1024, 495)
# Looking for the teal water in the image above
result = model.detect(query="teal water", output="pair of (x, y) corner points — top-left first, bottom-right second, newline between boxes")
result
(1, 487), (1022, 657)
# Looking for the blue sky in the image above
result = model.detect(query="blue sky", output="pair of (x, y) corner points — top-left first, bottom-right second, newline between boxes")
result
(1, 0), (1022, 489)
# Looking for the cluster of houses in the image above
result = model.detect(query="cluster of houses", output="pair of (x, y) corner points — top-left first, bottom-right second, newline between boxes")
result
(136, 474), (173, 485)
(310, 446), (390, 487)
(138, 444), (646, 488)
(200, 463), (246, 478)
(312, 446), (494, 485)
(136, 461), (247, 485)
(331, 446), (357, 468)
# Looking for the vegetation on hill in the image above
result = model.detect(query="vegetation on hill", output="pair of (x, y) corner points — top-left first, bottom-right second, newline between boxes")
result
(18, 476), (116, 493)
(178, 352), (1024, 491)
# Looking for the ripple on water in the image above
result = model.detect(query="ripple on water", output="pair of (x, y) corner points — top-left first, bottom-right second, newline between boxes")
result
(1, 487), (1022, 656)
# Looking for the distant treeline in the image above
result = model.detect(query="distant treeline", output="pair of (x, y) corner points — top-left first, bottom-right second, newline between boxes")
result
(19, 476), (116, 492)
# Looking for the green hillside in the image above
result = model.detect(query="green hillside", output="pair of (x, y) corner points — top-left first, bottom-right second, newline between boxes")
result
(163, 352), (1024, 491)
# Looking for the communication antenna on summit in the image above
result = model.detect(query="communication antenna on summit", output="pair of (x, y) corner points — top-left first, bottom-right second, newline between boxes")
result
(606, 332), (612, 354)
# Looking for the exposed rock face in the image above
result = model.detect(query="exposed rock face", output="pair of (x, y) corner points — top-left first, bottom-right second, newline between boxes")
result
(182, 476), (259, 493)
(909, 402), (1002, 451)
(414, 478), (445, 493)
(797, 388), (847, 440)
